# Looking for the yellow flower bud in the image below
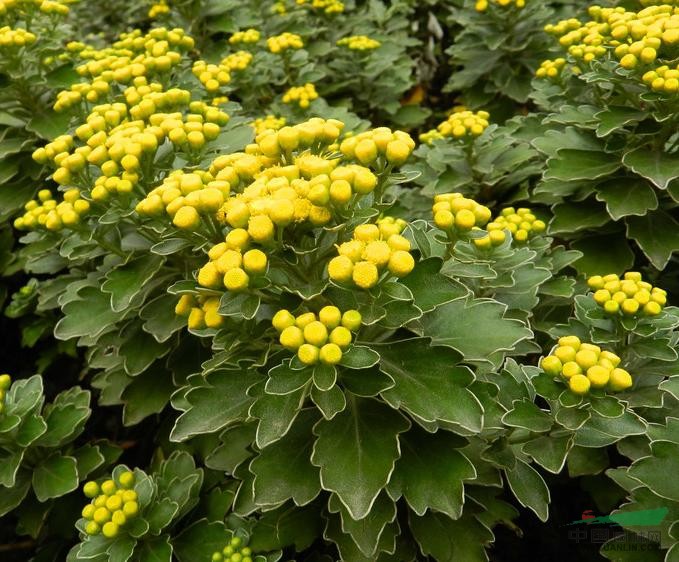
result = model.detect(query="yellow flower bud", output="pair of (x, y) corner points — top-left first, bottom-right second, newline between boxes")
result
(569, 374), (590, 395)
(319, 343), (343, 365)
(298, 343), (320, 365)
(280, 326), (304, 350)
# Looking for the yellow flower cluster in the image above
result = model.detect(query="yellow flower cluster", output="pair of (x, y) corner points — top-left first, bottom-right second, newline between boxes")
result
(475, 0), (525, 12)
(273, 306), (361, 366)
(472, 227), (506, 250)
(221, 51), (252, 71)
(55, 27), (194, 111)
(295, 0), (344, 14)
(339, 127), (416, 167)
(81, 472), (139, 539)
(432, 193), (492, 235)
(229, 29), (260, 45)
(137, 169), (230, 230)
(197, 230), (267, 292)
(0, 26), (36, 47)
(541, 336), (633, 395)
(486, 207), (546, 244)
(587, 272), (666, 317)
(267, 32), (303, 54)
(0, 374), (11, 415)
(419, 109), (490, 144)
(543, 5), (679, 94)
(327, 222), (415, 289)
(212, 536), (253, 562)
(175, 294), (224, 330)
(535, 57), (567, 79)
(148, 0), (169, 18)
(337, 35), (381, 50)
(192, 60), (231, 94)
(252, 115), (286, 135)
(282, 83), (318, 109)
(14, 188), (90, 231)
(0, 0), (70, 16)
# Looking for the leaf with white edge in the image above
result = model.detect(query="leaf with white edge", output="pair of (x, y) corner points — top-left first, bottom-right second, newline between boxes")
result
(595, 107), (648, 137)
(146, 498), (180, 535)
(250, 385), (306, 448)
(549, 200), (611, 234)
(37, 387), (91, 447)
(54, 287), (126, 341)
(138, 535), (173, 562)
(205, 425), (255, 473)
(523, 435), (573, 474)
(339, 346), (380, 370)
(32, 454), (79, 502)
(5, 374), (44, 418)
(324, 512), (398, 562)
(0, 470), (31, 516)
(328, 493), (397, 558)
(410, 511), (493, 562)
(265, 361), (312, 395)
(172, 519), (229, 562)
(0, 449), (24, 487)
(502, 400), (553, 433)
(545, 150), (621, 181)
(595, 178), (658, 221)
(623, 147), (679, 189)
(377, 338), (483, 432)
(627, 210), (679, 270)
(311, 397), (410, 520)
(251, 409), (321, 507)
(108, 536), (136, 562)
(311, 384), (346, 420)
(102, 255), (164, 312)
(15, 414), (48, 448)
(388, 426), (475, 518)
(171, 370), (262, 442)
(628, 441), (679, 501)
(313, 364), (337, 391)
(418, 298), (533, 368)
(400, 257), (468, 312)
(505, 460), (550, 522)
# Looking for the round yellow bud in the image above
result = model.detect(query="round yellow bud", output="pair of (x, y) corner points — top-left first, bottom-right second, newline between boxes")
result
(328, 256), (354, 283)
(242, 249), (267, 275)
(319, 306), (342, 329)
(303, 321), (328, 346)
(587, 365), (610, 388)
(298, 343), (320, 365)
(329, 326), (353, 349)
(569, 374), (591, 395)
(224, 267), (249, 291)
(540, 355), (562, 376)
(319, 343), (343, 365)
(280, 326), (305, 350)
(272, 310), (296, 332)
(609, 368), (633, 391)
(173, 206), (201, 230)
(562, 361), (582, 379)
(341, 310), (362, 331)
(558, 336), (581, 350)
(575, 349), (599, 370)
(352, 261), (379, 289)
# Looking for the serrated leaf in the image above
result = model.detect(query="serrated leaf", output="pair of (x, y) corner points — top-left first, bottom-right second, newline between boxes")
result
(410, 511), (492, 562)
(546, 150), (620, 181)
(377, 338), (483, 432)
(102, 255), (164, 312)
(628, 441), (679, 501)
(399, 257), (468, 312)
(54, 287), (125, 341)
(311, 397), (410, 520)
(32, 454), (79, 502)
(595, 178), (658, 221)
(171, 370), (262, 442)
(627, 210), (679, 270)
(251, 409), (321, 507)
(250, 386), (306, 448)
(623, 147), (679, 190)
(504, 460), (550, 522)
(502, 400), (553, 433)
(523, 435), (573, 474)
(389, 426), (475, 518)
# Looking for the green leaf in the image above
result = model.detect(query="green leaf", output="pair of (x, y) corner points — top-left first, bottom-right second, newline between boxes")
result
(310, 385), (346, 420)
(138, 536), (173, 562)
(410, 511), (493, 562)
(251, 409), (321, 507)
(205, 425), (256, 473)
(399, 257), (468, 312)
(572, 234), (635, 275)
(37, 387), (91, 447)
(250, 504), (323, 552)
(313, 364), (337, 391)
(0, 470), (31, 516)
(550, 200), (611, 234)
(328, 493), (397, 558)
(311, 397), (410, 520)
(140, 294), (186, 343)
(265, 360), (312, 395)
(502, 400), (553, 433)
(250, 386), (306, 448)
(389, 426), (475, 518)
(171, 370), (262, 442)
(627, 210), (679, 269)
(339, 346), (380, 370)
(54, 287), (125, 340)
(377, 338), (483, 432)
(172, 519), (229, 562)
(120, 325), (170, 376)
(15, 414), (48, 448)
(122, 365), (174, 426)
(623, 147), (679, 189)
(523, 435), (573, 474)
(146, 498), (180, 535)
(6, 374), (44, 418)
(0, 449), (24, 487)
(26, 111), (72, 140)
(504, 460), (550, 522)
(108, 536), (136, 562)
(628, 441), (679, 501)
(546, 150), (621, 181)
(72, 445), (106, 480)
(418, 298), (533, 368)
(32, 454), (79, 502)
(102, 255), (164, 312)
(595, 178), (658, 221)
(595, 107), (647, 137)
